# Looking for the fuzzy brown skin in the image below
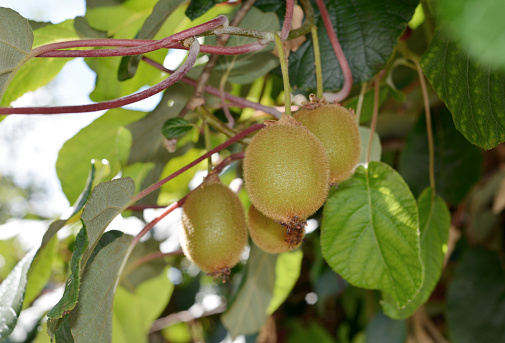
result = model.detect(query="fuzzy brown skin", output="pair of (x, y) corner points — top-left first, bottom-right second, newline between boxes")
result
(243, 114), (330, 226)
(294, 102), (361, 184)
(248, 205), (305, 253)
(180, 174), (248, 280)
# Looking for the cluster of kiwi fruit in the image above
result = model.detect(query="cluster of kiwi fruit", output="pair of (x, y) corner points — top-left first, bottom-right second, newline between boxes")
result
(179, 97), (361, 280)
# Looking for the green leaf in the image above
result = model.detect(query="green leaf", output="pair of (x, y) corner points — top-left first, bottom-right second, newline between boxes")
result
(56, 109), (146, 204)
(122, 162), (156, 194)
(222, 245), (277, 338)
(69, 234), (133, 343)
(0, 7), (33, 104)
(358, 126), (381, 164)
(47, 227), (89, 320)
(1, 19), (79, 107)
(213, 7), (280, 85)
(288, 0), (418, 91)
(118, 0), (186, 80)
(69, 163), (96, 219)
(399, 110), (483, 205)
(321, 161), (422, 308)
(23, 235), (57, 309)
(365, 312), (406, 343)
(186, 0), (226, 20)
(80, 177), (135, 265)
(420, 29), (505, 149)
(437, 0), (505, 71)
(112, 268), (173, 343)
(0, 249), (36, 340)
(161, 118), (193, 139)
(447, 248), (505, 343)
(382, 187), (450, 319)
(267, 249), (303, 314)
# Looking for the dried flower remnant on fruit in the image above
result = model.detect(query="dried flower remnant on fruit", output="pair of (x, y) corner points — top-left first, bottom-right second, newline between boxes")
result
(180, 173), (247, 281)
(243, 113), (330, 231)
(294, 97), (361, 184)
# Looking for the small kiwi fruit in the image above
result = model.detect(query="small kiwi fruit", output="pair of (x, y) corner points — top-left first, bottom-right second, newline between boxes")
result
(243, 113), (330, 232)
(294, 97), (361, 184)
(180, 173), (247, 280)
(248, 205), (305, 254)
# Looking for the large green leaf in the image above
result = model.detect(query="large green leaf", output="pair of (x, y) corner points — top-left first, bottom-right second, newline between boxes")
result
(399, 110), (483, 205)
(1, 19), (79, 107)
(321, 161), (422, 308)
(56, 109), (145, 204)
(447, 249), (505, 343)
(0, 249), (36, 340)
(421, 29), (505, 149)
(112, 268), (173, 343)
(213, 7), (279, 85)
(288, 0), (418, 91)
(69, 234), (133, 343)
(382, 187), (450, 319)
(186, 0), (227, 20)
(222, 246), (277, 338)
(267, 249), (303, 314)
(0, 7), (33, 104)
(80, 177), (135, 265)
(437, 0), (505, 71)
(47, 227), (89, 320)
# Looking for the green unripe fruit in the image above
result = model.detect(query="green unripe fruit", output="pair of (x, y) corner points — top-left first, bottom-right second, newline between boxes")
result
(294, 101), (361, 184)
(243, 114), (330, 229)
(180, 174), (248, 279)
(248, 205), (305, 254)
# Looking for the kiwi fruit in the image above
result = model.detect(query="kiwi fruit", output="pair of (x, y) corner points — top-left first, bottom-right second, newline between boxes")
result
(243, 113), (330, 231)
(248, 205), (305, 254)
(294, 98), (361, 184)
(180, 173), (247, 280)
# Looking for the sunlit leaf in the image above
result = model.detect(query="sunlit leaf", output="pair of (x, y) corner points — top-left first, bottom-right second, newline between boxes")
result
(421, 29), (505, 149)
(113, 268), (173, 343)
(56, 109), (146, 204)
(222, 246), (277, 338)
(382, 187), (450, 319)
(321, 161), (422, 308)
(267, 249), (303, 314)
(0, 7), (33, 104)
(1, 19), (79, 107)
(0, 249), (36, 340)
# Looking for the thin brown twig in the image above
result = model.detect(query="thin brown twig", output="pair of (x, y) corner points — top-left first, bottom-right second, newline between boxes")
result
(367, 72), (383, 163)
(281, 0), (295, 41)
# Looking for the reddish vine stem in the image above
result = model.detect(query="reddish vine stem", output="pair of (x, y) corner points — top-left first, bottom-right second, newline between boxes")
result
(37, 41), (265, 58)
(281, 0), (295, 41)
(212, 152), (245, 174)
(132, 123), (265, 203)
(314, 0), (353, 102)
(0, 40), (200, 115)
(142, 57), (281, 118)
(30, 15), (227, 58)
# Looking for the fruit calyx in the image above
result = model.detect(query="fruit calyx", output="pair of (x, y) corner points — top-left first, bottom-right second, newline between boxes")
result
(279, 216), (307, 248)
